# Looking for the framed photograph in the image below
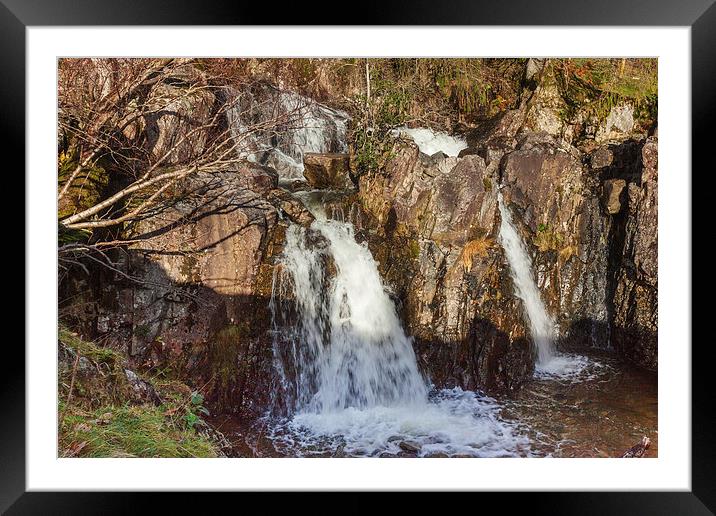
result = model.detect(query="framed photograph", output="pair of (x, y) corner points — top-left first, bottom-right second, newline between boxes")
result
(7, 0), (710, 511)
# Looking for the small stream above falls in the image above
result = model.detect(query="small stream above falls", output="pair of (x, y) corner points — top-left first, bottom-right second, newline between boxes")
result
(228, 86), (349, 179)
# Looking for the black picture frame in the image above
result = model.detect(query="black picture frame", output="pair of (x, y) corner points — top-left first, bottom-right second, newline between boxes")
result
(4, 0), (710, 512)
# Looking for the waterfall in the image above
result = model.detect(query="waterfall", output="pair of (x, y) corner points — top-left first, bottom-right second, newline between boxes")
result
(497, 193), (593, 378)
(228, 86), (349, 180)
(273, 219), (427, 412)
(497, 193), (556, 367)
(268, 201), (530, 457)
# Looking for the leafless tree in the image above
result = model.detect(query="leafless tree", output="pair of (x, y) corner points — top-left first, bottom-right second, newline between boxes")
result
(57, 58), (309, 278)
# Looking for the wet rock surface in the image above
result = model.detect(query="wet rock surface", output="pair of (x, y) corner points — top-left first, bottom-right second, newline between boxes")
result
(302, 152), (353, 189)
(610, 137), (658, 370)
(355, 111), (657, 392)
(59, 59), (658, 426)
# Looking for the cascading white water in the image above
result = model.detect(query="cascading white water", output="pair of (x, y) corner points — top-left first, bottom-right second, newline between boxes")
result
(269, 201), (530, 457)
(275, 218), (428, 412)
(228, 87), (349, 180)
(394, 127), (468, 157)
(497, 193), (593, 378)
(497, 193), (556, 367)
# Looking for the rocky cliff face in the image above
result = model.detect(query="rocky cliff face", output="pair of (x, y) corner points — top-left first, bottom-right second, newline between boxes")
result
(609, 137), (658, 370)
(500, 133), (611, 350)
(80, 168), (286, 414)
(350, 139), (532, 392)
(60, 60), (658, 415)
(352, 94), (657, 391)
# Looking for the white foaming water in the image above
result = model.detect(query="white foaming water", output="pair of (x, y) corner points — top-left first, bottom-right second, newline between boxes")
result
(497, 193), (555, 366)
(497, 193), (592, 378)
(269, 388), (531, 458)
(276, 218), (427, 411)
(395, 127), (467, 157)
(532, 353), (606, 382)
(396, 127), (468, 157)
(228, 88), (349, 179)
(270, 208), (530, 457)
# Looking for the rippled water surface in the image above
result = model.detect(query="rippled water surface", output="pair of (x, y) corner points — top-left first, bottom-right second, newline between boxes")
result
(212, 350), (657, 458)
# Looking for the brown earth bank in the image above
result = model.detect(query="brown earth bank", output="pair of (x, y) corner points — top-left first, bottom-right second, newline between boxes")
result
(57, 58), (657, 455)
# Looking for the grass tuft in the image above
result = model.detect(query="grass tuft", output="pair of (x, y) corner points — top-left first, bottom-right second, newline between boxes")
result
(59, 402), (218, 458)
(461, 237), (494, 271)
(58, 326), (220, 458)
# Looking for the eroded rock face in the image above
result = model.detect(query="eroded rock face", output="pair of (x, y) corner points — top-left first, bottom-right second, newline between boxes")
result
(356, 139), (534, 393)
(611, 137), (658, 370)
(501, 133), (611, 348)
(90, 169), (290, 414)
(355, 122), (656, 391)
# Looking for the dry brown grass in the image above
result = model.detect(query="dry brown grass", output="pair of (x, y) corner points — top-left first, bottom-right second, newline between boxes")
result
(559, 245), (579, 261)
(461, 237), (494, 271)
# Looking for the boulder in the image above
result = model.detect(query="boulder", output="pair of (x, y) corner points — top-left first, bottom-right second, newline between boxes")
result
(302, 152), (352, 190)
(603, 179), (627, 214)
(268, 189), (315, 226)
(596, 105), (635, 143)
(399, 440), (422, 453)
(124, 368), (163, 405)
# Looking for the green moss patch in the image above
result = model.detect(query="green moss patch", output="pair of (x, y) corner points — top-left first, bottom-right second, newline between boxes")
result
(552, 58), (657, 126)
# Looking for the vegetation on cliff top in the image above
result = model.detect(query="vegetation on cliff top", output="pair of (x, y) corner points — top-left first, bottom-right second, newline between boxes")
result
(210, 58), (655, 176)
(552, 58), (658, 126)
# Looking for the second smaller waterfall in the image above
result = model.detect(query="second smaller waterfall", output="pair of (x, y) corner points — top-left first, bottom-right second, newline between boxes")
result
(497, 193), (595, 379)
(497, 193), (556, 367)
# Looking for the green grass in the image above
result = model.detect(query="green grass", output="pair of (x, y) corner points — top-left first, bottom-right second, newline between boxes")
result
(58, 325), (220, 458)
(59, 327), (123, 367)
(552, 58), (657, 125)
(60, 402), (218, 458)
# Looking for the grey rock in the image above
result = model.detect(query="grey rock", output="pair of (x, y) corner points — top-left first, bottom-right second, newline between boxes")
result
(399, 440), (422, 453)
